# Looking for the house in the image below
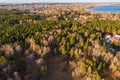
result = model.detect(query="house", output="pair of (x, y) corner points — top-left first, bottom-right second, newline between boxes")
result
(114, 34), (120, 40)
(104, 33), (120, 44)
(105, 34), (111, 39)
(113, 32), (120, 40)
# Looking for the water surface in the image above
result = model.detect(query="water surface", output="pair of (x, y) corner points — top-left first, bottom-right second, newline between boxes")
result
(88, 6), (120, 13)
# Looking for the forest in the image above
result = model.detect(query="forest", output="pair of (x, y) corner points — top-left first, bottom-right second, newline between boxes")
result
(0, 9), (120, 80)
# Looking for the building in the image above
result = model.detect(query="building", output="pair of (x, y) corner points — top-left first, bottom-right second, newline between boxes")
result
(104, 33), (120, 44)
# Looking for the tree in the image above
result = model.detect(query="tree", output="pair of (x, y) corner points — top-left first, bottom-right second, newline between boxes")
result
(70, 48), (74, 58)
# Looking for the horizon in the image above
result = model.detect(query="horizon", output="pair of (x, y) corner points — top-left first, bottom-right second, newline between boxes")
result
(0, 0), (120, 4)
(0, 2), (120, 5)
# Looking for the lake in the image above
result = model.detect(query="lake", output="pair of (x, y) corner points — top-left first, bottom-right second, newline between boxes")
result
(87, 6), (120, 13)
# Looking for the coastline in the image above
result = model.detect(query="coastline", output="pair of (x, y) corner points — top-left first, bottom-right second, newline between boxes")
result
(86, 5), (120, 13)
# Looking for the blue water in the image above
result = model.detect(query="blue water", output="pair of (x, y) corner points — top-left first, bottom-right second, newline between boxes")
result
(88, 6), (120, 13)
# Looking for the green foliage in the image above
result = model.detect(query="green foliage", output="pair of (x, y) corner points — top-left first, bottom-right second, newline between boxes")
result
(83, 40), (89, 52)
(112, 41), (120, 49)
(70, 48), (74, 58)
(81, 62), (87, 74)
(0, 10), (118, 79)
(0, 56), (7, 63)
(96, 73), (101, 80)
(86, 59), (94, 67)
(117, 67), (120, 72)
(75, 54), (80, 61)
(97, 63), (103, 71)
(69, 34), (75, 46)
(40, 65), (47, 75)
(92, 57), (97, 62)
(85, 57), (107, 73)
(80, 41), (84, 47)
(61, 38), (66, 46)
(66, 42), (70, 51)
(60, 46), (66, 55)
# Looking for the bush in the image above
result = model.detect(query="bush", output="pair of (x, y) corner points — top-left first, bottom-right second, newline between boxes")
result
(81, 62), (87, 74)
(86, 59), (94, 67)
(97, 62), (103, 71)
(0, 56), (7, 63)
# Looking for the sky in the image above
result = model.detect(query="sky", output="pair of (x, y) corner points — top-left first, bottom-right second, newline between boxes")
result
(0, 0), (120, 3)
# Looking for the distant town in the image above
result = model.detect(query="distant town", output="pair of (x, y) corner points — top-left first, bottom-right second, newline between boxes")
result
(0, 3), (118, 14)
(0, 3), (120, 21)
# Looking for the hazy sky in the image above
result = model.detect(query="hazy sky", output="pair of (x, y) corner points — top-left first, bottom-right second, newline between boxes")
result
(0, 0), (120, 3)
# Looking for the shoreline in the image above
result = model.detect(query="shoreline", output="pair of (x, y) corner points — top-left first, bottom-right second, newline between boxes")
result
(86, 6), (120, 13)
